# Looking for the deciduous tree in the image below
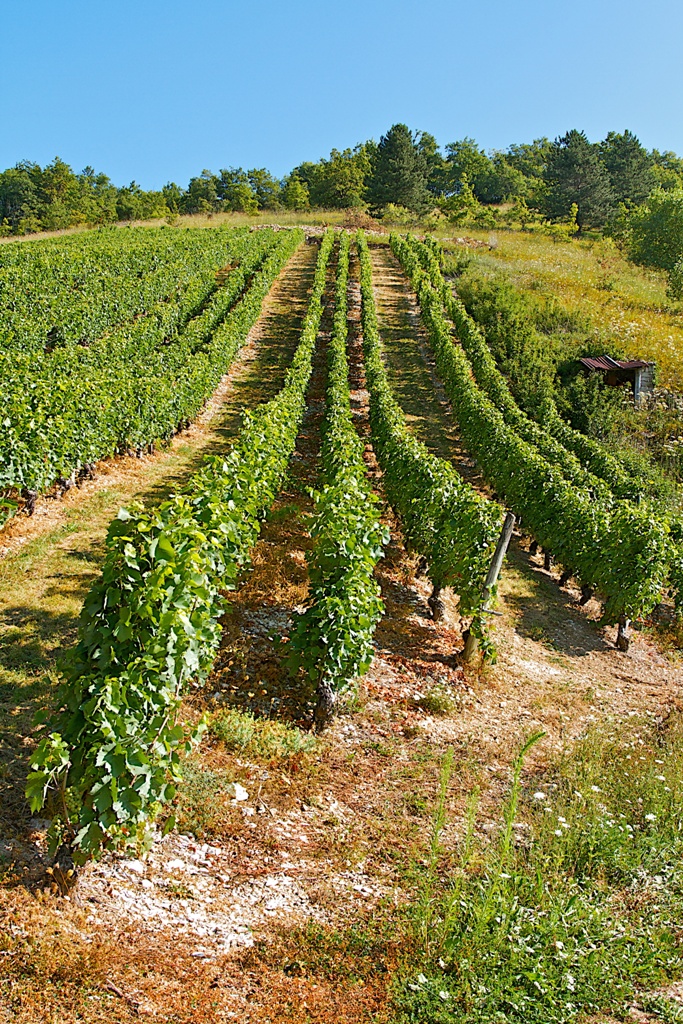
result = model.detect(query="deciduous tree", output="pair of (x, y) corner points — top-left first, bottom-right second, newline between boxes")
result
(627, 187), (683, 270)
(247, 168), (282, 210)
(282, 172), (310, 211)
(217, 167), (258, 213)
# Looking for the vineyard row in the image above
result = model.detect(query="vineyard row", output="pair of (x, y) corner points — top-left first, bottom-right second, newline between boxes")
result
(28, 231), (335, 860)
(391, 232), (674, 626)
(1, 228), (299, 520)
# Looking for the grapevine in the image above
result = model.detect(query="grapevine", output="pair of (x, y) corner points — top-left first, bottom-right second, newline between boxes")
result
(357, 231), (503, 649)
(26, 231), (334, 861)
(390, 234), (673, 623)
(1, 229), (300, 510)
(288, 232), (388, 724)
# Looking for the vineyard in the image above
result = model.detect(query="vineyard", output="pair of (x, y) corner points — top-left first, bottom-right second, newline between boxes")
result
(2, 223), (683, 1023)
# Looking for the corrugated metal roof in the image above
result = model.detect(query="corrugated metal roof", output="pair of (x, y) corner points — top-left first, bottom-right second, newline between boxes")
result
(579, 355), (651, 372)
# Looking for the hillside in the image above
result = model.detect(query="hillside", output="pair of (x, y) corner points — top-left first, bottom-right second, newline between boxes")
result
(446, 227), (683, 387)
(1, 225), (683, 1023)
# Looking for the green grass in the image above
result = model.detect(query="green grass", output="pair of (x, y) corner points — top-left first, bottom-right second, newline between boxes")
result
(413, 684), (459, 717)
(394, 718), (683, 1023)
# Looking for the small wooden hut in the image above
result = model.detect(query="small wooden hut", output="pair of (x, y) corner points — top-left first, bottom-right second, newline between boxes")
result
(578, 355), (655, 403)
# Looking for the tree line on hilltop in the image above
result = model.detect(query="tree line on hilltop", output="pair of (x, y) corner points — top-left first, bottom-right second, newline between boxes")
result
(3, 125), (683, 286)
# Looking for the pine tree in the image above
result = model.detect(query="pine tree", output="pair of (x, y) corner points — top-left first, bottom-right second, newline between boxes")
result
(599, 130), (654, 206)
(367, 124), (431, 213)
(543, 130), (615, 229)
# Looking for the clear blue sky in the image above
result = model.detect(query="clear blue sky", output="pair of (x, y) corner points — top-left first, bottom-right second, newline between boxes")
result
(2, 0), (681, 189)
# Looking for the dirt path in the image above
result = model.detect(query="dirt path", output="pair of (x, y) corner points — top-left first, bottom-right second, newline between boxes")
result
(369, 243), (480, 484)
(0, 242), (319, 848)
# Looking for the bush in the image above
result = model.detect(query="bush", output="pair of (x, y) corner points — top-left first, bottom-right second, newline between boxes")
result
(380, 203), (419, 227)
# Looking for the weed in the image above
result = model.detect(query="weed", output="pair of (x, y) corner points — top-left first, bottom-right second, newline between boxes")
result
(640, 993), (683, 1022)
(362, 739), (395, 758)
(403, 794), (429, 817)
(209, 707), (317, 759)
(166, 880), (196, 900)
(173, 762), (235, 839)
(395, 722), (683, 1022)
(414, 685), (459, 717)
(337, 686), (369, 715)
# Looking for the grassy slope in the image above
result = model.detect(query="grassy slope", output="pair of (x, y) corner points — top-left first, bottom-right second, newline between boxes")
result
(432, 226), (683, 389)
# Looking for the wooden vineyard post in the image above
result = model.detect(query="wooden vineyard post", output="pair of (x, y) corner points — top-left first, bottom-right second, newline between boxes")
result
(463, 511), (516, 664)
(616, 614), (631, 652)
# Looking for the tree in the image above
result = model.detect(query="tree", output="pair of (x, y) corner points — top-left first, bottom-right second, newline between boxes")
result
(181, 170), (219, 214)
(367, 124), (431, 214)
(505, 139), (552, 208)
(292, 146), (370, 209)
(444, 138), (493, 198)
(317, 147), (369, 208)
(599, 130), (653, 206)
(484, 153), (527, 203)
(650, 150), (683, 191)
(217, 167), (258, 213)
(116, 182), (168, 221)
(247, 168), (282, 210)
(442, 139), (524, 204)
(78, 166), (118, 225)
(37, 157), (83, 230)
(0, 166), (39, 231)
(442, 174), (481, 225)
(416, 131), (446, 197)
(505, 138), (552, 179)
(543, 130), (615, 229)
(162, 182), (183, 213)
(626, 187), (683, 270)
(281, 172), (310, 211)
